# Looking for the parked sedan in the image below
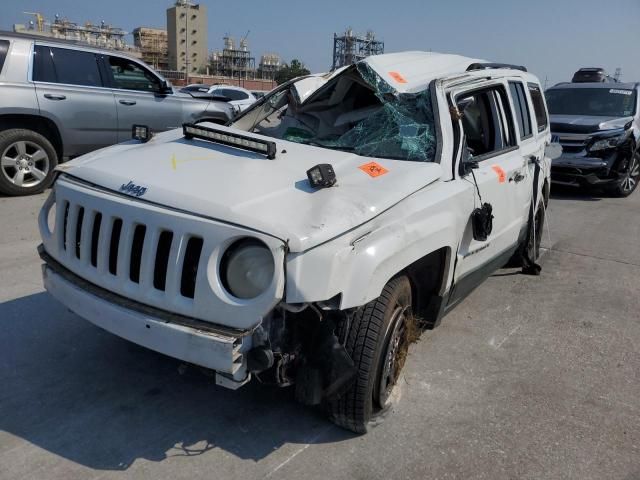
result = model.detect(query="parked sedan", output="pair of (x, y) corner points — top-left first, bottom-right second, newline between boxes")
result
(180, 84), (257, 113)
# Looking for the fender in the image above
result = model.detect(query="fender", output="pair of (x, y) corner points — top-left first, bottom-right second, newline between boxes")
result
(285, 181), (471, 308)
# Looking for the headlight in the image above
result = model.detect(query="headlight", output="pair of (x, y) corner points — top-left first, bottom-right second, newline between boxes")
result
(220, 239), (274, 299)
(589, 134), (625, 152)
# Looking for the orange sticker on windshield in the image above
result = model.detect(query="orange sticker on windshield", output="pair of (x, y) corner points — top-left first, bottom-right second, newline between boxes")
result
(359, 162), (389, 178)
(492, 165), (506, 183)
(388, 71), (407, 84)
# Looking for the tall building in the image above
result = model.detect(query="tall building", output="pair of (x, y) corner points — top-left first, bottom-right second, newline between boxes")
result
(133, 27), (168, 70)
(166, 1), (208, 74)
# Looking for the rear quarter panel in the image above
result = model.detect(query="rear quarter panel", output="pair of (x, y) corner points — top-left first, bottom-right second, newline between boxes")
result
(0, 38), (40, 117)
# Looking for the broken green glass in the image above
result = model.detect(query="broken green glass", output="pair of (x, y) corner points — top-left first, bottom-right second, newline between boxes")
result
(331, 62), (437, 162)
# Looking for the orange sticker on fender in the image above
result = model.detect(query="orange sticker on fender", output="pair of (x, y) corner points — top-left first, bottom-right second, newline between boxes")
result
(359, 161), (389, 178)
(491, 165), (506, 183)
(388, 71), (407, 84)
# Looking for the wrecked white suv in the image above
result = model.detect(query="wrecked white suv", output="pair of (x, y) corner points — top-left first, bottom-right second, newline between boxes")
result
(38, 52), (554, 433)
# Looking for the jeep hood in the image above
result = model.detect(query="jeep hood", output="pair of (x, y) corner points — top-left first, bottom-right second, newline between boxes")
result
(59, 127), (442, 252)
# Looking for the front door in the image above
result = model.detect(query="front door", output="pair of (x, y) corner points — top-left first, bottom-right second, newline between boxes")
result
(104, 55), (185, 142)
(448, 82), (532, 303)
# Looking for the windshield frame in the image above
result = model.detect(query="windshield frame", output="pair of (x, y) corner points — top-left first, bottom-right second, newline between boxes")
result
(545, 86), (638, 118)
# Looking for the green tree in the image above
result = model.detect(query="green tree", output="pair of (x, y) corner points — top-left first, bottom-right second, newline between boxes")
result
(274, 59), (311, 85)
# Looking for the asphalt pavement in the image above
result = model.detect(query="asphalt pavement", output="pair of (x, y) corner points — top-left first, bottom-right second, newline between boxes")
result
(0, 186), (638, 480)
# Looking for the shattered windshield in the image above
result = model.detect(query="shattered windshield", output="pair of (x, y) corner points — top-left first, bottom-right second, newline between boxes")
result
(231, 63), (438, 162)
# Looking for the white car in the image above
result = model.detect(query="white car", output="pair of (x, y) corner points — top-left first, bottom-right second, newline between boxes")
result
(181, 84), (257, 113)
(38, 52), (555, 433)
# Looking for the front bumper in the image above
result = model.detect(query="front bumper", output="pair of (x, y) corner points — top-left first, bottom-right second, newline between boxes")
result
(551, 154), (618, 187)
(41, 249), (253, 387)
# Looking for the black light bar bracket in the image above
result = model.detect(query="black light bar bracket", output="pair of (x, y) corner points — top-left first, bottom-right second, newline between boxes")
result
(183, 123), (277, 159)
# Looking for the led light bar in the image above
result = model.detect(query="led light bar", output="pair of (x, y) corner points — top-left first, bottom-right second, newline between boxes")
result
(183, 123), (277, 159)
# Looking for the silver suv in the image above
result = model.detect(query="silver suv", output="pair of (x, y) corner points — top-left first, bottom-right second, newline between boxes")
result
(0, 32), (233, 196)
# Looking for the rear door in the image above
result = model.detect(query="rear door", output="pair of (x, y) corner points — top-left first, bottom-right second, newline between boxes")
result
(448, 81), (531, 299)
(104, 55), (185, 141)
(32, 44), (117, 156)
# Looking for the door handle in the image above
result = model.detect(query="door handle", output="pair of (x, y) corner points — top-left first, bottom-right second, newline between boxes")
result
(510, 172), (526, 183)
(44, 94), (66, 100)
(119, 100), (137, 106)
(528, 155), (539, 165)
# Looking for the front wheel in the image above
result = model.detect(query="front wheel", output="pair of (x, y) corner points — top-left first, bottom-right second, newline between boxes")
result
(0, 129), (58, 196)
(327, 276), (415, 433)
(608, 153), (640, 198)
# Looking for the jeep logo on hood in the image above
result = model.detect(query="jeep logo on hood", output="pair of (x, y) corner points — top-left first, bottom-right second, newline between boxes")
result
(119, 181), (148, 197)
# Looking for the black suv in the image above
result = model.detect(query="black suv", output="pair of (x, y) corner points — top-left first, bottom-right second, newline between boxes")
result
(546, 82), (640, 196)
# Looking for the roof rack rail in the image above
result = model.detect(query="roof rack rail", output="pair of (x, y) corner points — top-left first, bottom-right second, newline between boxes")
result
(467, 62), (528, 73)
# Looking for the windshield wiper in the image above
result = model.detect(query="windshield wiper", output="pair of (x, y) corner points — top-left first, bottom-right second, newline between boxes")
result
(303, 141), (355, 152)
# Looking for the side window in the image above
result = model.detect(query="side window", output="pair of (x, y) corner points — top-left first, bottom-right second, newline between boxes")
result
(33, 45), (56, 82)
(108, 56), (161, 92)
(459, 87), (516, 158)
(0, 40), (9, 75)
(508, 81), (533, 139)
(528, 83), (548, 132)
(221, 89), (248, 101)
(33, 46), (102, 87)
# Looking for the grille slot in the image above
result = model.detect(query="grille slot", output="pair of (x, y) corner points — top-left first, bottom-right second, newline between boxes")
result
(62, 201), (70, 251)
(90, 213), (102, 267)
(109, 219), (123, 275)
(75, 207), (84, 259)
(181, 237), (203, 299)
(153, 231), (173, 291)
(129, 225), (146, 283)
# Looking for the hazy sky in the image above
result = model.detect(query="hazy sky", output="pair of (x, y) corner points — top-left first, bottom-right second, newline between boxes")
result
(3, 0), (639, 85)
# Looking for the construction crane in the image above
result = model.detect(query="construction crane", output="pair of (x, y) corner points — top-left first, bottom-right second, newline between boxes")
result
(23, 12), (45, 32)
(240, 30), (250, 50)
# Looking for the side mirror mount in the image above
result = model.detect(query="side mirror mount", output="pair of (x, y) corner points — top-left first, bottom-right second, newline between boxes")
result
(459, 137), (479, 176)
(157, 80), (173, 95)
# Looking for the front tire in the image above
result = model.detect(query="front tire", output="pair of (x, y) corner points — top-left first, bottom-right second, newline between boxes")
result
(327, 276), (414, 433)
(0, 129), (58, 196)
(608, 152), (640, 198)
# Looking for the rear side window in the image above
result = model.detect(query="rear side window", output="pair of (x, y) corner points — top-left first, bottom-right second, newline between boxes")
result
(528, 83), (548, 132)
(33, 46), (103, 87)
(508, 81), (533, 139)
(0, 40), (9, 75)
(220, 89), (249, 101)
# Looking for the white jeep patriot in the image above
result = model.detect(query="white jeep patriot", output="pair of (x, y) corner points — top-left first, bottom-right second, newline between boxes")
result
(38, 52), (555, 433)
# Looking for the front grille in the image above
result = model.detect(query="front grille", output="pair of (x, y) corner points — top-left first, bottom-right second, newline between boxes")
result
(55, 198), (204, 302)
(552, 131), (591, 153)
(39, 176), (286, 330)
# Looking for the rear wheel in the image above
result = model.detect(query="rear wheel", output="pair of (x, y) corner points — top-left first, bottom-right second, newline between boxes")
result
(327, 276), (414, 433)
(608, 152), (640, 197)
(0, 129), (58, 196)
